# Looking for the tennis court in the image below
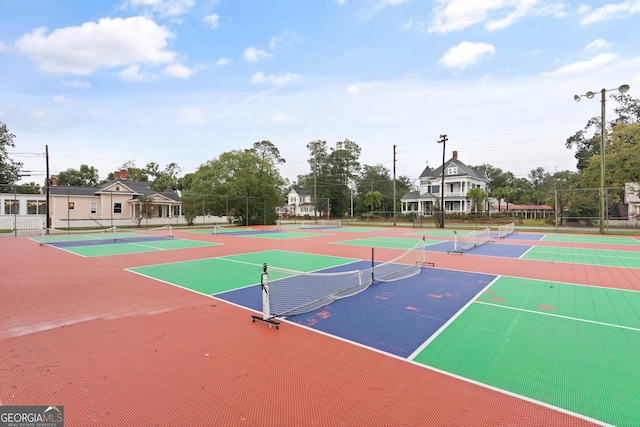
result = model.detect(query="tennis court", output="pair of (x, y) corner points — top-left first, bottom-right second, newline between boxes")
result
(3, 225), (640, 426)
(37, 227), (219, 256)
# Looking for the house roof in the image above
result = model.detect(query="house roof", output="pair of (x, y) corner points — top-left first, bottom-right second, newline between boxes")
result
(419, 157), (488, 182)
(49, 179), (180, 202)
(290, 188), (312, 196)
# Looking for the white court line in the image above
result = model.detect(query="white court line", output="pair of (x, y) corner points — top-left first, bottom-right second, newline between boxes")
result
(475, 301), (640, 332)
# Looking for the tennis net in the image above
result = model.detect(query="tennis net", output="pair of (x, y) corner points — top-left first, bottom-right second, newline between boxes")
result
(41, 225), (173, 246)
(213, 224), (280, 235)
(263, 238), (428, 319)
(300, 220), (342, 229)
(498, 222), (515, 238)
(452, 227), (491, 253)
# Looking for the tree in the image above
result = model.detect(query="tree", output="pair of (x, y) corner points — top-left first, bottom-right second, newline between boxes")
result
(296, 139), (362, 218)
(135, 194), (153, 226)
(364, 191), (382, 214)
(0, 121), (23, 191)
(467, 187), (487, 213)
(17, 182), (41, 194)
(145, 162), (181, 192)
(356, 165), (394, 214)
(566, 93), (640, 171)
(188, 147), (285, 226)
(112, 160), (149, 182)
(57, 164), (100, 186)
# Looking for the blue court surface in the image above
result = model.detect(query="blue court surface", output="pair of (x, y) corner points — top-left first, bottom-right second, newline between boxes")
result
(425, 241), (532, 258)
(218, 265), (496, 358)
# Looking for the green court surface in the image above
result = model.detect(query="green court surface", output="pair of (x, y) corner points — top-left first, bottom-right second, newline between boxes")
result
(409, 229), (458, 237)
(320, 227), (387, 233)
(236, 231), (326, 239)
(522, 245), (640, 268)
(412, 276), (640, 427)
(179, 228), (216, 234)
(55, 239), (219, 257)
(128, 250), (359, 295)
(181, 227), (324, 239)
(333, 237), (442, 250)
(541, 234), (640, 245)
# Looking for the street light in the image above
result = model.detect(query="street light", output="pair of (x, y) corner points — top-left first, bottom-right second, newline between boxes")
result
(574, 84), (630, 234)
(437, 134), (448, 228)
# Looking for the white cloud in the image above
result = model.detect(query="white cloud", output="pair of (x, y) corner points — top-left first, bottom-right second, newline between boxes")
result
(162, 63), (195, 78)
(179, 107), (204, 125)
(53, 94), (72, 104)
(553, 52), (617, 75)
(119, 64), (148, 82)
(336, 0), (347, 5)
(123, 0), (195, 16)
(61, 79), (91, 89)
(585, 39), (611, 51)
(438, 41), (495, 70)
(204, 14), (219, 29)
(139, 116), (154, 124)
(269, 31), (301, 49)
(346, 83), (368, 94)
(251, 71), (300, 86)
(485, 0), (537, 30)
(243, 47), (273, 63)
(429, 0), (566, 34)
(216, 57), (232, 67)
(580, 1), (640, 25)
(0, 41), (6, 52)
(15, 17), (176, 75)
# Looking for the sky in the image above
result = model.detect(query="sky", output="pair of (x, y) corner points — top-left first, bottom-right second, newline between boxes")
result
(1, 0), (639, 187)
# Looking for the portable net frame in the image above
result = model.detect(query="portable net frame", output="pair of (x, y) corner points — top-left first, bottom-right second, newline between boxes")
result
(497, 222), (515, 238)
(451, 227), (492, 253)
(260, 238), (429, 320)
(40, 225), (173, 246)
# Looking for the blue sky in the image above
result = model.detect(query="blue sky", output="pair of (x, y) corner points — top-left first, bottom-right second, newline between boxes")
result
(1, 0), (638, 186)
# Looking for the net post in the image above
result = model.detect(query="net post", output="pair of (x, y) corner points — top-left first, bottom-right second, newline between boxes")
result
(40, 228), (45, 246)
(169, 225), (173, 238)
(371, 247), (375, 283)
(251, 263), (280, 329)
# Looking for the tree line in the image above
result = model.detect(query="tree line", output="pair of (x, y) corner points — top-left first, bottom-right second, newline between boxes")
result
(1, 93), (638, 224)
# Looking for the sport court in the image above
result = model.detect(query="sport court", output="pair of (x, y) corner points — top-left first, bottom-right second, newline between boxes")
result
(3, 224), (640, 426)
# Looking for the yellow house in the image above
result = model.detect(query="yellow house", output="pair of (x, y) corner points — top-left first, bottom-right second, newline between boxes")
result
(48, 170), (182, 229)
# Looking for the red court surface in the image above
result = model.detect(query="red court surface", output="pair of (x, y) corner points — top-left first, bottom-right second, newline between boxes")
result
(2, 226), (638, 426)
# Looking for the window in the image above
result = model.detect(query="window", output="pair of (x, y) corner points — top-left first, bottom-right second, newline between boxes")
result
(431, 185), (440, 194)
(90, 202), (97, 214)
(68, 202), (75, 210)
(27, 200), (46, 215)
(4, 200), (19, 215)
(113, 202), (122, 214)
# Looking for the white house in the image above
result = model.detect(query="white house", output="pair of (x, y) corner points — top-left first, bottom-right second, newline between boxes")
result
(625, 182), (640, 219)
(401, 151), (490, 216)
(284, 188), (316, 217)
(0, 192), (47, 231)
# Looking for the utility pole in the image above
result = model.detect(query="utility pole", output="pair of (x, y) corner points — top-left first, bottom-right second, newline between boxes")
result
(438, 135), (448, 228)
(393, 145), (397, 226)
(45, 145), (50, 233)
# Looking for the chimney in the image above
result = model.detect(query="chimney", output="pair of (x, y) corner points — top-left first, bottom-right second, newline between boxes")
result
(120, 169), (127, 180)
(452, 150), (458, 160)
(51, 176), (57, 186)
(114, 171), (120, 179)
